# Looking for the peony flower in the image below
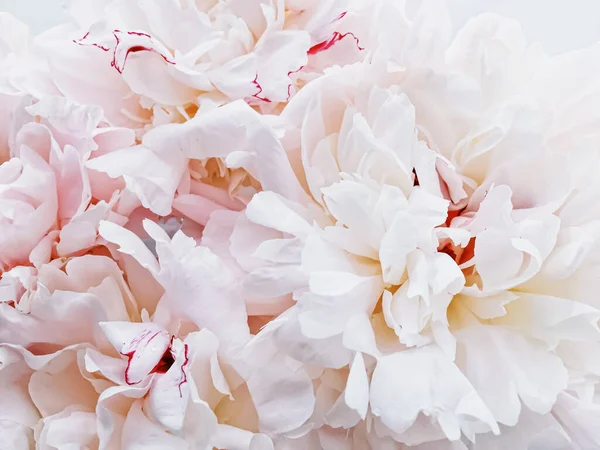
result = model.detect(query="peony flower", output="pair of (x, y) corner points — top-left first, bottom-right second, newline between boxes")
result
(0, 93), (148, 273)
(34, 0), (378, 135)
(48, 0), (391, 233)
(87, 99), (308, 235)
(100, 219), (317, 443)
(0, 254), (140, 449)
(202, 3), (600, 447)
(0, 220), (276, 449)
(49, 0), (387, 235)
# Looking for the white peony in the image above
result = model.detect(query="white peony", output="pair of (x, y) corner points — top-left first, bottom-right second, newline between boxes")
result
(203, 2), (600, 447)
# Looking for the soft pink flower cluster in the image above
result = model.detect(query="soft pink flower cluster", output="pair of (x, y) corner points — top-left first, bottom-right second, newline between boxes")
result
(2, 1), (600, 449)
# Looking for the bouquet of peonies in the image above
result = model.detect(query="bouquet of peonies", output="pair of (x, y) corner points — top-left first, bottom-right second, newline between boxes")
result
(2, 0), (600, 449)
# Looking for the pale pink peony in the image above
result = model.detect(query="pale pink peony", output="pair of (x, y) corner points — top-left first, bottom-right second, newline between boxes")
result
(0, 95), (130, 272)
(40, 0), (385, 232)
(0, 24), (169, 272)
(0, 222), (274, 449)
(33, 0), (376, 135)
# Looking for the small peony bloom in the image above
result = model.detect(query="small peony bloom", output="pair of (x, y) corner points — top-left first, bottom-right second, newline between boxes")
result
(0, 94), (145, 273)
(0, 221), (273, 449)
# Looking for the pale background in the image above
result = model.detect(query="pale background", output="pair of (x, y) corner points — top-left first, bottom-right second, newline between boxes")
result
(1, 0), (600, 55)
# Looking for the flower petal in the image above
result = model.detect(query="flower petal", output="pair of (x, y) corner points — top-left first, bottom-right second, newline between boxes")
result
(99, 321), (170, 385)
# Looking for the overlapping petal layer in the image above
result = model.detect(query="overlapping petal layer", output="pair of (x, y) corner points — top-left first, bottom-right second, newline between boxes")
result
(2, 1), (600, 449)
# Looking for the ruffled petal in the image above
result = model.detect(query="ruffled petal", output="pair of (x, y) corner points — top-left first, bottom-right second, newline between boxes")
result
(370, 345), (499, 443)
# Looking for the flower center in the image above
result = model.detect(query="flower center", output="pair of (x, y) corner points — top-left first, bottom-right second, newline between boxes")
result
(151, 346), (176, 374)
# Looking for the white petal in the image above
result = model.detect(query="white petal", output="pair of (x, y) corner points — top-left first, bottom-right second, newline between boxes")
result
(370, 345), (498, 440)
(345, 353), (369, 420)
(99, 220), (160, 274)
(0, 420), (32, 450)
(99, 321), (170, 385)
(36, 409), (98, 450)
(455, 322), (568, 426)
(121, 400), (188, 450)
(146, 338), (190, 431)
(86, 144), (186, 216)
(247, 359), (315, 435)
(245, 191), (312, 237)
(492, 293), (600, 347)
(552, 393), (600, 448)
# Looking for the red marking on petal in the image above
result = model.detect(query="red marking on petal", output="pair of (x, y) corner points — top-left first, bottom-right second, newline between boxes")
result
(286, 65), (305, 101)
(110, 30), (175, 74)
(333, 11), (347, 22)
(73, 31), (110, 52)
(251, 73), (272, 103)
(127, 45), (155, 54)
(111, 30), (123, 73)
(126, 31), (152, 38)
(121, 330), (162, 385)
(177, 344), (189, 397)
(308, 31), (364, 56)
